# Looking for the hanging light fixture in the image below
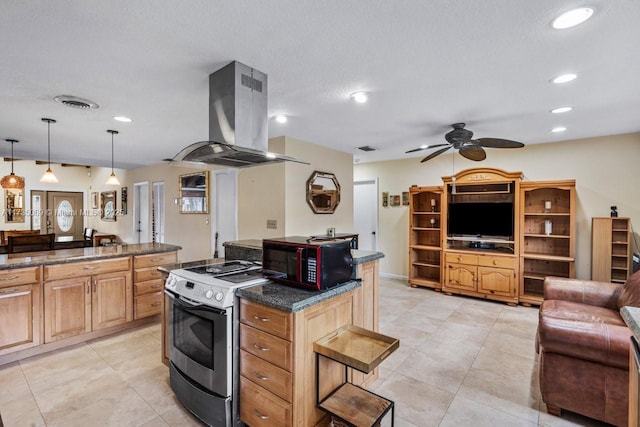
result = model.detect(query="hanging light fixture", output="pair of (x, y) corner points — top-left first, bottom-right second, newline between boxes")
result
(1, 139), (25, 189)
(40, 118), (58, 183)
(105, 130), (121, 186)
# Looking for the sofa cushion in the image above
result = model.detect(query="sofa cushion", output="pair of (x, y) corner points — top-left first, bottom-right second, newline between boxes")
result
(538, 301), (631, 369)
(541, 299), (626, 326)
(617, 270), (640, 309)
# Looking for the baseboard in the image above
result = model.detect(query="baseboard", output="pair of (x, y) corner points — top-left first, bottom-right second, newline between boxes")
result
(380, 272), (408, 281)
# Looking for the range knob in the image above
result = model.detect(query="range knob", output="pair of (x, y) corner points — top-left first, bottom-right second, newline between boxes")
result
(215, 291), (224, 302)
(167, 277), (176, 288)
(204, 290), (214, 299)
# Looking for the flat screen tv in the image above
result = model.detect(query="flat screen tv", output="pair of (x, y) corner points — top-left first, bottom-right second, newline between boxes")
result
(448, 202), (514, 238)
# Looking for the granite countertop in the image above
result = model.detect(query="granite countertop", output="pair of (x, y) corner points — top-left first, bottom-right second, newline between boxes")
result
(236, 280), (360, 313)
(0, 242), (182, 270)
(621, 306), (640, 341)
(223, 239), (262, 249)
(351, 250), (384, 264)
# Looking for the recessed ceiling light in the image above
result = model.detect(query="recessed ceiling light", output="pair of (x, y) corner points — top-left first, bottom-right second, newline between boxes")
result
(113, 116), (132, 122)
(274, 114), (287, 124)
(350, 91), (368, 103)
(552, 126), (567, 133)
(551, 73), (577, 84)
(551, 106), (572, 114)
(552, 7), (594, 29)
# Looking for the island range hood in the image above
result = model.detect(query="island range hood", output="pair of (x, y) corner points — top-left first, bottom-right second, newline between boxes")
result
(172, 61), (307, 168)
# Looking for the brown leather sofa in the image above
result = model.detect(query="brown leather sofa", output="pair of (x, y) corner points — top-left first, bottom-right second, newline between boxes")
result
(537, 271), (640, 426)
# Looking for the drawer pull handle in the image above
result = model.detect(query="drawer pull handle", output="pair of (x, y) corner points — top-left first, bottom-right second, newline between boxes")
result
(0, 276), (20, 281)
(83, 266), (99, 270)
(253, 315), (269, 322)
(253, 409), (269, 420)
(150, 257), (162, 262)
(151, 302), (161, 307)
(254, 371), (269, 381)
(151, 284), (162, 289)
(253, 343), (269, 352)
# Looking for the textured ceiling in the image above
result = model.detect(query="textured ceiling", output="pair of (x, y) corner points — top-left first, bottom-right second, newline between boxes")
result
(1, 0), (639, 169)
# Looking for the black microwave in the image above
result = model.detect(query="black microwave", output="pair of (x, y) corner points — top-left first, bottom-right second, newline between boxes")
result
(262, 236), (353, 291)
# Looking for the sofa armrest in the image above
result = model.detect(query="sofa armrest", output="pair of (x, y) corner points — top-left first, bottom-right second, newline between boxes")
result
(544, 276), (621, 310)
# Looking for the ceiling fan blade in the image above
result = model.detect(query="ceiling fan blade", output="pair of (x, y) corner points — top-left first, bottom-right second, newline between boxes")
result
(459, 144), (487, 161)
(420, 146), (451, 163)
(405, 143), (448, 154)
(476, 138), (524, 148)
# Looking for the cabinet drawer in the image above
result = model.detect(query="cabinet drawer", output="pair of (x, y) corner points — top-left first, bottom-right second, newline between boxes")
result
(134, 267), (164, 283)
(134, 252), (177, 268)
(134, 279), (164, 296)
(478, 256), (516, 269)
(0, 267), (39, 288)
(240, 350), (292, 402)
(134, 292), (162, 319)
(445, 253), (478, 265)
(240, 376), (291, 427)
(240, 324), (292, 371)
(240, 299), (292, 340)
(44, 257), (131, 281)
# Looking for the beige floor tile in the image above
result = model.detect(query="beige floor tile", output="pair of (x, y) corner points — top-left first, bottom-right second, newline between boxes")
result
(138, 415), (171, 427)
(0, 392), (46, 427)
(46, 386), (158, 427)
(90, 332), (161, 366)
(123, 364), (181, 416)
(457, 367), (540, 423)
(374, 372), (455, 427)
(396, 347), (473, 394)
(160, 404), (207, 426)
(472, 345), (539, 384)
(439, 395), (537, 427)
(380, 322), (432, 350)
(482, 329), (538, 361)
(0, 362), (31, 405)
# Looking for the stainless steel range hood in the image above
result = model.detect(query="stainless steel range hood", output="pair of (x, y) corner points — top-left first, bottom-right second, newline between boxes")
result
(172, 61), (307, 168)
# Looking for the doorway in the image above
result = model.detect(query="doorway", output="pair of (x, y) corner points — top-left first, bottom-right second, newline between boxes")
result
(133, 182), (150, 244)
(152, 181), (165, 243)
(354, 179), (378, 251)
(212, 170), (238, 258)
(30, 190), (84, 240)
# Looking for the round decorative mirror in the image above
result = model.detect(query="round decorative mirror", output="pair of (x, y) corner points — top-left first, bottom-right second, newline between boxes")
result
(306, 171), (340, 214)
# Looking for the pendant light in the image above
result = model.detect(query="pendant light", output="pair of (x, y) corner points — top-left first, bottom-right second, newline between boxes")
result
(1, 139), (25, 189)
(105, 130), (121, 186)
(40, 118), (58, 183)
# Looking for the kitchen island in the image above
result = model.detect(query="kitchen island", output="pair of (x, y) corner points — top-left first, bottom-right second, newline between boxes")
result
(0, 242), (180, 365)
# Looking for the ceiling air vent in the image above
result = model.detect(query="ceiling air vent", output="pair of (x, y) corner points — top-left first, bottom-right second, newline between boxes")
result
(357, 145), (376, 152)
(54, 95), (99, 110)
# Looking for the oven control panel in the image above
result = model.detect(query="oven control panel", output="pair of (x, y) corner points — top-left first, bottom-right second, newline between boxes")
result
(166, 273), (228, 307)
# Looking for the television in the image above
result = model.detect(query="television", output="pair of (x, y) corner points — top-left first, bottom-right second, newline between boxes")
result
(447, 202), (514, 239)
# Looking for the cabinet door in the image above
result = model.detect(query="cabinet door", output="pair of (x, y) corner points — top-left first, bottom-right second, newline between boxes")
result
(44, 277), (91, 343)
(445, 263), (476, 291)
(92, 270), (133, 330)
(477, 267), (516, 298)
(0, 284), (40, 354)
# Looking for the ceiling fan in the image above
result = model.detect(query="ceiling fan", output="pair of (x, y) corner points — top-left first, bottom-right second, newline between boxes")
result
(406, 123), (525, 163)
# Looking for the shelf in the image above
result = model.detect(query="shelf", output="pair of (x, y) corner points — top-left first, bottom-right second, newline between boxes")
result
(413, 211), (440, 215)
(313, 325), (399, 374)
(523, 273), (546, 280)
(410, 245), (441, 251)
(524, 212), (571, 217)
(318, 383), (393, 427)
(410, 277), (440, 286)
(412, 261), (440, 268)
(412, 227), (440, 231)
(521, 253), (574, 262)
(447, 236), (515, 244)
(524, 234), (570, 239)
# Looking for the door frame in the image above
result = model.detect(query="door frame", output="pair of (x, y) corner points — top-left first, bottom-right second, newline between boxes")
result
(354, 178), (379, 251)
(210, 169), (238, 258)
(133, 182), (150, 243)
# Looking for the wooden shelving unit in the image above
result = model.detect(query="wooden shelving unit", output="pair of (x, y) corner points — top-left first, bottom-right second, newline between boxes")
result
(519, 180), (576, 305)
(592, 217), (632, 284)
(408, 185), (443, 290)
(314, 325), (398, 427)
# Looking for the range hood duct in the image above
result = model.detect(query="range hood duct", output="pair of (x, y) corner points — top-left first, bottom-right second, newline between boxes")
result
(172, 61), (307, 168)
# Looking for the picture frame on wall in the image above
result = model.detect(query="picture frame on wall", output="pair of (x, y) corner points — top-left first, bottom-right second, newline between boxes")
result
(382, 192), (389, 207)
(91, 192), (98, 209)
(391, 195), (401, 207)
(101, 191), (117, 221)
(402, 191), (409, 206)
(121, 187), (128, 215)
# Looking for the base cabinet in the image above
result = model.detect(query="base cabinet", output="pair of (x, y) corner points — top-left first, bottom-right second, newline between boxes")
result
(0, 267), (41, 355)
(443, 252), (517, 303)
(631, 337), (640, 427)
(133, 252), (176, 319)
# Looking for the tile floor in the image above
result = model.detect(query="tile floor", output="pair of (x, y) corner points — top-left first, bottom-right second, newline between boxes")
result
(0, 278), (612, 426)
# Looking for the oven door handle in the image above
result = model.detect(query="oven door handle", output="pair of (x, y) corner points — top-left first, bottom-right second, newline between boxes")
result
(164, 290), (227, 316)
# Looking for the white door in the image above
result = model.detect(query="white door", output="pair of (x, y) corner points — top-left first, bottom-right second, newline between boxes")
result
(212, 170), (238, 258)
(354, 179), (378, 251)
(133, 182), (150, 243)
(152, 181), (165, 243)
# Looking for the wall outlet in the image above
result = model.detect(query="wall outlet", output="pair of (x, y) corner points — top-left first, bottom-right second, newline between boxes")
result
(266, 219), (277, 229)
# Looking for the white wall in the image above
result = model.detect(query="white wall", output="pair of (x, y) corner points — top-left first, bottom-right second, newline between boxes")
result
(354, 132), (640, 280)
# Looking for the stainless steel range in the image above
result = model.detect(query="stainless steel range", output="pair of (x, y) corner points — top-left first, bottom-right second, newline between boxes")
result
(164, 260), (269, 426)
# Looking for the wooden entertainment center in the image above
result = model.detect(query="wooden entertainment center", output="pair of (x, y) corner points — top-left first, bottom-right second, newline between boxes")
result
(409, 167), (576, 305)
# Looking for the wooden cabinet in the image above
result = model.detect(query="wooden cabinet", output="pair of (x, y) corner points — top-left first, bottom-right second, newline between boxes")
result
(133, 252), (176, 319)
(630, 337), (640, 427)
(443, 252), (518, 303)
(43, 257), (132, 343)
(239, 291), (356, 427)
(0, 267), (41, 355)
(351, 259), (380, 387)
(408, 186), (443, 289)
(519, 180), (575, 305)
(592, 217), (632, 284)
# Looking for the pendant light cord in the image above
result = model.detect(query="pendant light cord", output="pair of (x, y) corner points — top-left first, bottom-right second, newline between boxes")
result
(47, 120), (51, 168)
(10, 140), (14, 174)
(111, 132), (114, 173)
